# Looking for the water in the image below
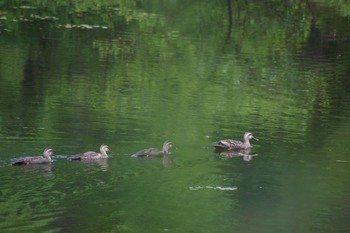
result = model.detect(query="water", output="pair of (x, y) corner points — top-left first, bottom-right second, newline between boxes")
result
(1, 1), (350, 232)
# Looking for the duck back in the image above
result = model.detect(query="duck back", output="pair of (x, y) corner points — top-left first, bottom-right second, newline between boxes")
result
(11, 156), (50, 165)
(131, 148), (162, 157)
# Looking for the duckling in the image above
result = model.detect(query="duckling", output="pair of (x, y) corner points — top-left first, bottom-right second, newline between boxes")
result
(70, 144), (109, 160)
(131, 141), (173, 158)
(213, 132), (258, 150)
(11, 148), (53, 165)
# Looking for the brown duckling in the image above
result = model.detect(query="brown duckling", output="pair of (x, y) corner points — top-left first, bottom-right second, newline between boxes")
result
(11, 148), (53, 165)
(131, 141), (173, 158)
(70, 144), (110, 160)
(213, 132), (258, 150)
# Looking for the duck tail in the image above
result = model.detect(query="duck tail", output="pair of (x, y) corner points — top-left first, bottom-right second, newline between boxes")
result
(11, 159), (26, 165)
(131, 149), (147, 158)
(212, 142), (227, 149)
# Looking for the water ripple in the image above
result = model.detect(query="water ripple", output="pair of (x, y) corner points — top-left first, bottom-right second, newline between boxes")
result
(189, 186), (238, 191)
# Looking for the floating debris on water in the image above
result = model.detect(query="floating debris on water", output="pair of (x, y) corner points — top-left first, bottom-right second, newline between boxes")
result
(189, 186), (237, 191)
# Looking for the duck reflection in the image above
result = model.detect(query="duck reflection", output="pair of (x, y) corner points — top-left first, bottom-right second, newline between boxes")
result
(14, 163), (53, 177)
(218, 149), (258, 162)
(73, 158), (109, 171)
(162, 153), (175, 168)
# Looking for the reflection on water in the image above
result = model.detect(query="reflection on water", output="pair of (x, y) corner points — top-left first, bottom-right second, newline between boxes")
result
(218, 149), (258, 162)
(189, 186), (238, 191)
(1, 0), (350, 233)
(0, 165), (64, 232)
(131, 152), (175, 168)
(11, 163), (54, 177)
(69, 158), (109, 171)
(162, 153), (174, 168)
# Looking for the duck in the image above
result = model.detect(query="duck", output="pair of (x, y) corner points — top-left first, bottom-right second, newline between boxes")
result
(11, 148), (54, 165)
(213, 132), (258, 150)
(131, 141), (173, 158)
(69, 144), (110, 160)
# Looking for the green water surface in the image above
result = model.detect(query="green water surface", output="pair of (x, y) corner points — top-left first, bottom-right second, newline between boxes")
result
(0, 1), (350, 232)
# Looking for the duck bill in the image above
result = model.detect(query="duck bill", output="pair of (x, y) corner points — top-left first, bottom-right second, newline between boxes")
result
(253, 137), (259, 141)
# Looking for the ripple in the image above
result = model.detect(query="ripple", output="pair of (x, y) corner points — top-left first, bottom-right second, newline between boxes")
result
(58, 24), (108, 30)
(189, 186), (238, 191)
(13, 6), (37, 9)
(336, 160), (347, 163)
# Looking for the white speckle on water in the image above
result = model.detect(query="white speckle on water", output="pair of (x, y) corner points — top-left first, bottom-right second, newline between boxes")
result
(60, 24), (108, 30)
(189, 186), (237, 191)
(215, 186), (238, 191)
(336, 160), (347, 163)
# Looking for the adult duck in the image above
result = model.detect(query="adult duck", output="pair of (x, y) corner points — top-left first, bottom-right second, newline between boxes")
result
(131, 141), (173, 158)
(213, 132), (258, 150)
(70, 144), (110, 160)
(11, 148), (54, 165)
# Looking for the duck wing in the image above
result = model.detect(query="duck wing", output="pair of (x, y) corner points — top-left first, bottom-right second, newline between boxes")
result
(11, 157), (27, 165)
(213, 139), (243, 149)
(131, 148), (150, 157)
(224, 139), (245, 149)
(213, 141), (229, 149)
(11, 156), (48, 165)
(131, 148), (162, 157)
(146, 148), (163, 157)
(70, 151), (99, 160)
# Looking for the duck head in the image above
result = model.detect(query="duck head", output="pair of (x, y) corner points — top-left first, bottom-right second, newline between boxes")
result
(100, 144), (110, 156)
(162, 141), (173, 153)
(43, 148), (54, 160)
(244, 132), (258, 142)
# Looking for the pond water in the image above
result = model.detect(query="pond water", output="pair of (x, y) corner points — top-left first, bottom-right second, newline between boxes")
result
(1, 1), (350, 232)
